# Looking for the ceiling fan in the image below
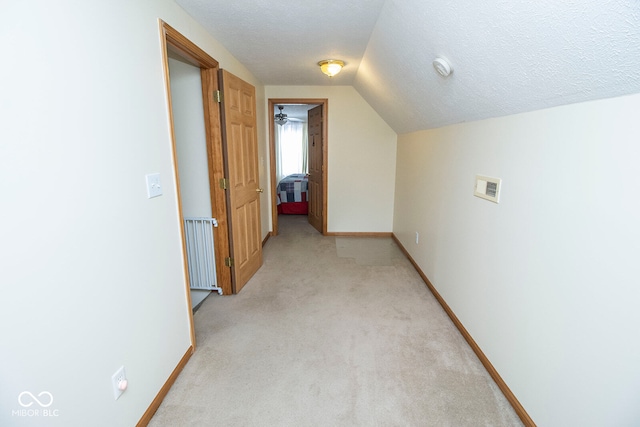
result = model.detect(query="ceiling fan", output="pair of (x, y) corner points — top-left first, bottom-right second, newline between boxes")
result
(274, 105), (303, 126)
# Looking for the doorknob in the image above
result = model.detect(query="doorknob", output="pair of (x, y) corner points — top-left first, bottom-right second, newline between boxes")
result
(256, 188), (264, 193)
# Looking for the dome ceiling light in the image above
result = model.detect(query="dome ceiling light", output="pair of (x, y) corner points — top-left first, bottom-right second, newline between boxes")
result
(318, 60), (344, 78)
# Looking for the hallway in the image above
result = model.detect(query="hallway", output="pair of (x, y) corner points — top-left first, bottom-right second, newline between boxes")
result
(150, 215), (521, 426)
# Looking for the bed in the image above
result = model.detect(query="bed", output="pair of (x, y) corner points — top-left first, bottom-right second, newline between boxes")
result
(277, 173), (309, 215)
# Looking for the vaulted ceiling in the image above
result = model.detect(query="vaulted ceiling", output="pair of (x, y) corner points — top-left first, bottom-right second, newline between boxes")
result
(176, 0), (640, 134)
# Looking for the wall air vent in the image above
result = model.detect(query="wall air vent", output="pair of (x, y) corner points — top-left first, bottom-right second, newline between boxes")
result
(474, 175), (501, 203)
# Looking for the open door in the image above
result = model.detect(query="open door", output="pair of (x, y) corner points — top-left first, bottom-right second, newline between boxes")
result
(307, 105), (324, 233)
(218, 69), (263, 293)
(268, 99), (327, 236)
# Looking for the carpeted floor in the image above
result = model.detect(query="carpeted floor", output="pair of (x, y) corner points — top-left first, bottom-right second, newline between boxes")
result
(149, 215), (522, 426)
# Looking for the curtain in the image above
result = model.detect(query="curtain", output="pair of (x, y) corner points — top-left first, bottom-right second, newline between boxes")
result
(275, 121), (308, 184)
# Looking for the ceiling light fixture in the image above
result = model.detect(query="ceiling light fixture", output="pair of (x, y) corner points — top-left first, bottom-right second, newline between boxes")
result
(433, 57), (452, 77)
(318, 60), (344, 78)
(274, 105), (288, 126)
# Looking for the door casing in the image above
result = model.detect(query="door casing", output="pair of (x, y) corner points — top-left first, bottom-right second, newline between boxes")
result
(159, 21), (233, 345)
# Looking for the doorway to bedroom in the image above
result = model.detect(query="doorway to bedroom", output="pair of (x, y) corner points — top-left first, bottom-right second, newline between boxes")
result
(268, 99), (328, 236)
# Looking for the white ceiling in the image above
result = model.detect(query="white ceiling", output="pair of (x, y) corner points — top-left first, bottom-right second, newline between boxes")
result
(176, 0), (640, 134)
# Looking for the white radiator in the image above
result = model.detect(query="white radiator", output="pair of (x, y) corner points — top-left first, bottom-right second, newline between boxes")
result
(184, 217), (223, 295)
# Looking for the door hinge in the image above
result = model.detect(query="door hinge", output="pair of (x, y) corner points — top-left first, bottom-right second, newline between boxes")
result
(225, 257), (234, 267)
(214, 90), (223, 103)
(219, 178), (228, 190)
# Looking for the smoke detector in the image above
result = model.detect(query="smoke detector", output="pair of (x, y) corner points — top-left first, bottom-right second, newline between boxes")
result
(433, 57), (452, 77)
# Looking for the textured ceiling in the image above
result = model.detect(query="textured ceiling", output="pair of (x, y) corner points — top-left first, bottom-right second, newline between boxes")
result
(176, 0), (640, 134)
(176, 0), (384, 85)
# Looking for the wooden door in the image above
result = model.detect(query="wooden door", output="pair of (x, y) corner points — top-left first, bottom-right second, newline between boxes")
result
(307, 105), (323, 233)
(219, 69), (262, 293)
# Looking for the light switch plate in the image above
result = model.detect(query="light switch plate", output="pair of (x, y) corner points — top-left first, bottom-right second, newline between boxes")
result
(145, 173), (162, 198)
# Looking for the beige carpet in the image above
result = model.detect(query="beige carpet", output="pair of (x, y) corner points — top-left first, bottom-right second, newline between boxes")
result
(149, 215), (522, 426)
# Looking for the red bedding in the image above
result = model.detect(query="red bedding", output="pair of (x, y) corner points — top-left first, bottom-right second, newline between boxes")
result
(277, 201), (308, 215)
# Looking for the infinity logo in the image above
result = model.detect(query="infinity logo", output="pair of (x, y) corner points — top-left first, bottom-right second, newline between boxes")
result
(18, 391), (54, 408)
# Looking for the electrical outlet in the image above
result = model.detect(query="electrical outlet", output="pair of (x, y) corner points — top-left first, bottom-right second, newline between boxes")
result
(111, 366), (128, 400)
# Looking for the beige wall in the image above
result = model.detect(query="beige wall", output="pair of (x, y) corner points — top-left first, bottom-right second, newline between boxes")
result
(0, 1), (264, 425)
(264, 86), (397, 233)
(393, 92), (640, 426)
(169, 57), (212, 217)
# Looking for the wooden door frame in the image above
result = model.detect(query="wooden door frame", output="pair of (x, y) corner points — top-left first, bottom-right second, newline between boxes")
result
(159, 21), (233, 345)
(268, 98), (328, 236)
